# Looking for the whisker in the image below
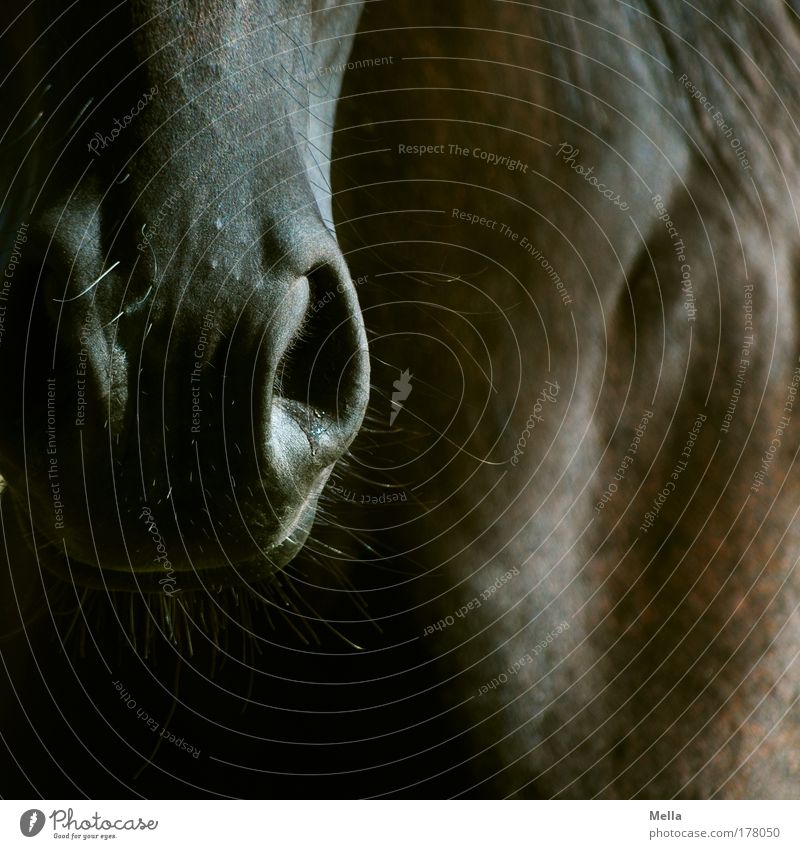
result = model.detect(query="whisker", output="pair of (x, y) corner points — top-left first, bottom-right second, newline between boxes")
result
(53, 260), (120, 303)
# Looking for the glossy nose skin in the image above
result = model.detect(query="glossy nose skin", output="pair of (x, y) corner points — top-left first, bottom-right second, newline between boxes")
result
(250, 253), (371, 473)
(0, 1), (372, 590)
(0, 203), (370, 591)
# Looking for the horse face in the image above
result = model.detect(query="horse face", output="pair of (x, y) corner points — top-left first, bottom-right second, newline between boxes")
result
(0, 1), (368, 590)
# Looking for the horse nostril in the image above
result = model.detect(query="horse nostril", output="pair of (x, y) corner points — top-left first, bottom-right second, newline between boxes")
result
(272, 261), (369, 447)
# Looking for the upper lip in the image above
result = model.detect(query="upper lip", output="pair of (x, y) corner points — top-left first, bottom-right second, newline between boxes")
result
(19, 486), (325, 593)
(40, 530), (307, 592)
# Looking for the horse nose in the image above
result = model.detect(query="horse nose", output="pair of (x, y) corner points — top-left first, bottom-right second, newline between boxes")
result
(255, 252), (370, 470)
(0, 210), (371, 578)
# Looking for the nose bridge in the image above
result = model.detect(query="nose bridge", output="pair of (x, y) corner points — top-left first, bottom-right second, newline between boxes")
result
(124, 3), (314, 215)
(117, 147), (368, 479)
(122, 80), (323, 317)
(127, 102), (311, 285)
